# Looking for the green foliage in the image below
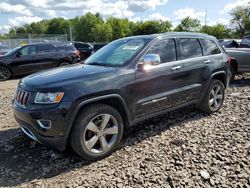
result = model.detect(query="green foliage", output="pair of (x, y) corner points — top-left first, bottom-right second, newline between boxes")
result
(91, 23), (113, 42)
(74, 13), (103, 42)
(200, 24), (231, 39)
(46, 18), (70, 35)
(230, 6), (250, 37)
(174, 17), (201, 32)
(133, 20), (172, 35)
(107, 17), (131, 39)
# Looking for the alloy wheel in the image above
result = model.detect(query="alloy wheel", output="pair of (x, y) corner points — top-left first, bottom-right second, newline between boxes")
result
(209, 84), (223, 111)
(0, 66), (11, 80)
(83, 114), (119, 154)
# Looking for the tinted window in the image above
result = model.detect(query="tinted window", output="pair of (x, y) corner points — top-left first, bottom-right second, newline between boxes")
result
(147, 39), (176, 63)
(179, 38), (202, 59)
(20, 46), (36, 56)
(37, 44), (56, 54)
(200, 39), (221, 55)
(241, 37), (250, 47)
(57, 45), (76, 52)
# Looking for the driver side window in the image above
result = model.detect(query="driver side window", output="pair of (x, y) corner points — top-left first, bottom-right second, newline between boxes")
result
(19, 46), (36, 56)
(147, 39), (177, 63)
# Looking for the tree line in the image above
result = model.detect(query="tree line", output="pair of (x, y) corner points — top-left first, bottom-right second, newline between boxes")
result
(0, 5), (249, 42)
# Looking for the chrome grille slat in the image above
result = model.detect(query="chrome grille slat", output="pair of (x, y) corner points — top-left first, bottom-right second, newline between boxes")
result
(15, 88), (30, 108)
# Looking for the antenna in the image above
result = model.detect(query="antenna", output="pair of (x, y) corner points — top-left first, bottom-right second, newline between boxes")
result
(204, 9), (208, 27)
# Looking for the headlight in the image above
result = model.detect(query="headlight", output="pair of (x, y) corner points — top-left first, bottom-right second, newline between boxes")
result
(35, 92), (64, 104)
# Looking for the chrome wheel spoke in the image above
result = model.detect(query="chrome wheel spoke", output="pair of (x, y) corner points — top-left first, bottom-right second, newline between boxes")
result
(209, 98), (214, 106)
(215, 86), (221, 95)
(86, 136), (99, 150)
(100, 136), (108, 151)
(86, 122), (100, 133)
(216, 94), (223, 100)
(214, 99), (218, 108)
(211, 89), (215, 97)
(100, 114), (110, 130)
(104, 126), (118, 135)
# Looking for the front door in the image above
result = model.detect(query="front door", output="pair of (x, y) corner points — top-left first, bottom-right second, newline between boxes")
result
(11, 45), (39, 75)
(134, 38), (188, 118)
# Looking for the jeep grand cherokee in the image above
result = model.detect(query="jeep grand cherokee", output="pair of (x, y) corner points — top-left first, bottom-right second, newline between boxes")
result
(13, 32), (230, 160)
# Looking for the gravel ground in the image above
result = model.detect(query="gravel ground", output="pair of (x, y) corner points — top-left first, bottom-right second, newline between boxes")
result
(0, 77), (249, 188)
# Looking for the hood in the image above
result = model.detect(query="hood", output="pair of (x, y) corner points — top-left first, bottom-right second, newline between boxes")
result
(21, 64), (117, 90)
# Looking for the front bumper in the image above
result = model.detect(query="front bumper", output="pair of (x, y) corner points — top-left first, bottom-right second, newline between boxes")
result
(13, 104), (70, 151)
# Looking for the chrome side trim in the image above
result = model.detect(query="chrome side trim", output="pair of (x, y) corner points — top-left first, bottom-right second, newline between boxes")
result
(37, 119), (52, 129)
(21, 127), (40, 143)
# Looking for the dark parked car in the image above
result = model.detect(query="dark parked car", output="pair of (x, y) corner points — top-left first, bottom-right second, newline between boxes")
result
(0, 43), (80, 80)
(222, 36), (250, 81)
(13, 32), (229, 160)
(93, 43), (108, 53)
(73, 42), (93, 60)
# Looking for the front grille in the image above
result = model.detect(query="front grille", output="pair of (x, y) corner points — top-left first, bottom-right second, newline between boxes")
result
(15, 89), (30, 108)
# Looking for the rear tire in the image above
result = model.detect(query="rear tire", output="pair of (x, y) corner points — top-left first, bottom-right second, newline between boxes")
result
(0, 65), (11, 81)
(70, 104), (124, 160)
(199, 80), (225, 113)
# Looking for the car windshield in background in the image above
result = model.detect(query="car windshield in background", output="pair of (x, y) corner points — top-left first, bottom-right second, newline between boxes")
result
(84, 38), (148, 67)
(4, 47), (21, 56)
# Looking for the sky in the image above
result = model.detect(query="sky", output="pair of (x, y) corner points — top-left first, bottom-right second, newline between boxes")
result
(0, 0), (249, 34)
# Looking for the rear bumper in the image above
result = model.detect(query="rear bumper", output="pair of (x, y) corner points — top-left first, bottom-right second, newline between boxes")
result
(13, 104), (69, 151)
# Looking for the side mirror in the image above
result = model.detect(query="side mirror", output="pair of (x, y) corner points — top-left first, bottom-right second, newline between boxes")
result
(137, 54), (161, 71)
(16, 51), (22, 58)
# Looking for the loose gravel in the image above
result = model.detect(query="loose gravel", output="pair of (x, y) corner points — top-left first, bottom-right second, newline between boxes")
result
(0, 78), (249, 188)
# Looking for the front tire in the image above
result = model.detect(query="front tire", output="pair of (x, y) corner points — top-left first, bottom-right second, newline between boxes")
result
(199, 80), (225, 113)
(0, 65), (11, 81)
(70, 104), (124, 160)
(229, 66), (236, 83)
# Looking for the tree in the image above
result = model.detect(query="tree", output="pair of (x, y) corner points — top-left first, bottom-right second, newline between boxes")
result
(133, 20), (172, 35)
(91, 23), (113, 42)
(174, 17), (201, 32)
(200, 24), (231, 39)
(230, 5), (250, 37)
(46, 18), (70, 35)
(74, 13), (103, 42)
(107, 17), (131, 40)
(25, 21), (48, 34)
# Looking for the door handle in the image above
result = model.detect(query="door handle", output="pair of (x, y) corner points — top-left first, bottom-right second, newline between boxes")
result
(204, 60), (211, 64)
(171, 66), (182, 71)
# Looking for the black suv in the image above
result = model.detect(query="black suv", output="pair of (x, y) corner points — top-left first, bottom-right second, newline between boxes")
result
(13, 33), (230, 160)
(0, 43), (80, 80)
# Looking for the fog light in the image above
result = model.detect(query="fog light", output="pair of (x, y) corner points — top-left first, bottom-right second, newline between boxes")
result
(37, 119), (52, 129)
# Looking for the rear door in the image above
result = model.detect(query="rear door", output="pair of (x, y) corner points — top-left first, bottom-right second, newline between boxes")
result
(33, 44), (58, 71)
(176, 38), (209, 100)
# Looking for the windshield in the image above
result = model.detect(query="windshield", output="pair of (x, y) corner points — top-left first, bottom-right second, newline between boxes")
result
(84, 38), (149, 67)
(4, 47), (21, 56)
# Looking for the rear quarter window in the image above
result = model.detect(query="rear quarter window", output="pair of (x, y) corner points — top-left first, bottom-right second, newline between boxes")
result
(179, 38), (203, 59)
(57, 45), (76, 52)
(200, 39), (221, 56)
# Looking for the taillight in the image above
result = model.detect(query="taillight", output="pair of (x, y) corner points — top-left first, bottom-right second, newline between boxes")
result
(228, 56), (232, 65)
(75, 50), (80, 57)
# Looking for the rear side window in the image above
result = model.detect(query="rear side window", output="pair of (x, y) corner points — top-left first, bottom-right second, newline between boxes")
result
(57, 45), (76, 52)
(179, 38), (202, 59)
(200, 39), (221, 55)
(37, 44), (57, 54)
(147, 38), (177, 63)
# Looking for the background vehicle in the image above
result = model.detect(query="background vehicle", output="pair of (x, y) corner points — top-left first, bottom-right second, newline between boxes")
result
(221, 36), (250, 81)
(0, 44), (10, 55)
(93, 43), (108, 53)
(13, 32), (229, 160)
(0, 42), (80, 80)
(73, 42), (93, 60)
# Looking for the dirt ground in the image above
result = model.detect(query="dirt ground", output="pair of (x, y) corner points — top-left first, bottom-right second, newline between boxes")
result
(0, 77), (249, 188)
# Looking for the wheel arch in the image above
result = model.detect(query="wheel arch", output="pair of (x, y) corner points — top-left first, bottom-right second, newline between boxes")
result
(210, 71), (228, 88)
(67, 94), (131, 137)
